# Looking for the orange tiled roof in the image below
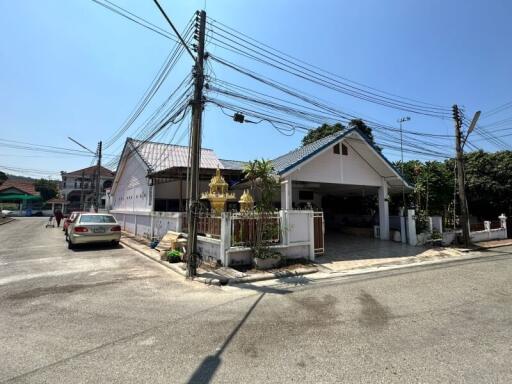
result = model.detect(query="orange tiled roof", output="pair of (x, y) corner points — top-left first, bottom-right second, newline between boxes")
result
(0, 180), (39, 196)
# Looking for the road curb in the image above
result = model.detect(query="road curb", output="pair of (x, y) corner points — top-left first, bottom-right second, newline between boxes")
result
(119, 238), (222, 286)
(0, 218), (15, 226)
(312, 250), (511, 281)
(227, 267), (319, 285)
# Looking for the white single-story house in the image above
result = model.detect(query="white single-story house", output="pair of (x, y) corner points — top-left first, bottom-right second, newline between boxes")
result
(110, 128), (412, 266)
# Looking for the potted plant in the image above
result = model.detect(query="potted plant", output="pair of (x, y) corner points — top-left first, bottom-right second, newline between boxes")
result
(166, 250), (182, 263)
(253, 248), (281, 270)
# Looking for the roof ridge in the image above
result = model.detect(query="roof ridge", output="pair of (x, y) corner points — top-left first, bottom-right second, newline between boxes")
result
(129, 138), (214, 152)
(272, 129), (349, 163)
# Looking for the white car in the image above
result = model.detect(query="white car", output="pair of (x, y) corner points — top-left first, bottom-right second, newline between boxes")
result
(67, 213), (121, 249)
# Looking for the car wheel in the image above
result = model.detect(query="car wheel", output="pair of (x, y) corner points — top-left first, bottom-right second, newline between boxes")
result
(112, 241), (120, 247)
(68, 240), (75, 250)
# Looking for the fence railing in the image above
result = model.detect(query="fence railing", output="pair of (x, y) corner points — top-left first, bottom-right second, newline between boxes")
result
(313, 212), (324, 255)
(490, 220), (502, 229)
(230, 212), (281, 247)
(470, 222), (485, 232)
(181, 213), (222, 239)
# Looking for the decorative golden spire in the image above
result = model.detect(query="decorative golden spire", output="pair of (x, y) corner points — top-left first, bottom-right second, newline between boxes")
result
(239, 189), (254, 212)
(201, 167), (235, 214)
(208, 167), (228, 195)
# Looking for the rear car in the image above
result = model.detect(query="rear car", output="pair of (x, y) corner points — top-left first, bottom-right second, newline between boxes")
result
(67, 213), (121, 249)
(63, 211), (82, 235)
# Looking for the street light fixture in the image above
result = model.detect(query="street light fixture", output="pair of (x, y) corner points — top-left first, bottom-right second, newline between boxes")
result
(397, 116), (411, 208)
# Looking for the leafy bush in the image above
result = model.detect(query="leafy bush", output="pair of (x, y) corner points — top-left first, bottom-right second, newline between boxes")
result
(166, 250), (182, 263)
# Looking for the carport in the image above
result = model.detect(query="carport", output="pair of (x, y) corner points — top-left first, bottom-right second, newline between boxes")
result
(273, 128), (412, 245)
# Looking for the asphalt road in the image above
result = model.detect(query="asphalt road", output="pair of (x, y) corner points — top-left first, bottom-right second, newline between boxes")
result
(1, 218), (511, 383)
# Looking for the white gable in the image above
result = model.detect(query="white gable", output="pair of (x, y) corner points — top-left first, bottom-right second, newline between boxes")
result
(288, 138), (382, 186)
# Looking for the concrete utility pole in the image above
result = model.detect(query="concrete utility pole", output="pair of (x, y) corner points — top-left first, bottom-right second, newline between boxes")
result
(186, 10), (206, 277)
(95, 141), (102, 212)
(68, 137), (102, 212)
(397, 116), (411, 208)
(453, 105), (480, 247)
(80, 170), (85, 210)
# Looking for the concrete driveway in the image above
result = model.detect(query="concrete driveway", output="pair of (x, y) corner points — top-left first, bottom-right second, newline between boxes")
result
(1, 218), (512, 383)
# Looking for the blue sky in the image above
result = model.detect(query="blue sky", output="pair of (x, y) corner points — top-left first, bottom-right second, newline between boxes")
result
(1, 0), (511, 179)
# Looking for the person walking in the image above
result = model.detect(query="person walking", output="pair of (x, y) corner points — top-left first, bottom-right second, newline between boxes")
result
(54, 209), (64, 228)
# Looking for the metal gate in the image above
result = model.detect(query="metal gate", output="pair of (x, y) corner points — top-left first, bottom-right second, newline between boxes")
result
(313, 212), (325, 255)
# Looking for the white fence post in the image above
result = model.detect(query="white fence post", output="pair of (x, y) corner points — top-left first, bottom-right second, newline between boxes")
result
(176, 212), (183, 232)
(499, 213), (507, 229)
(407, 209), (417, 246)
(280, 210), (288, 246)
(309, 211), (315, 261)
(429, 216), (443, 234)
(220, 212), (231, 266)
(484, 221), (491, 232)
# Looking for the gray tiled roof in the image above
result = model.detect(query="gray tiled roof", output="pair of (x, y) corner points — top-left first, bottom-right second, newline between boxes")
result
(271, 129), (351, 174)
(219, 159), (247, 170)
(129, 139), (225, 173)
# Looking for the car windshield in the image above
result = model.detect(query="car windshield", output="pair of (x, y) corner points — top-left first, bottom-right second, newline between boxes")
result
(79, 215), (116, 224)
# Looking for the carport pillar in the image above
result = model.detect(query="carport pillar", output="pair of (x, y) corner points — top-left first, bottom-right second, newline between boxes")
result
(281, 177), (293, 210)
(378, 178), (390, 240)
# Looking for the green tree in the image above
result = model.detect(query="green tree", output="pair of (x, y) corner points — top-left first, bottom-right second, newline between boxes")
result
(243, 159), (278, 211)
(393, 160), (454, 217)
(301, 123), (344, 146)
(464, 150), (512, 219)
(347, 119), (380, 150)
(34, 179), (59, 201)
(0, 171), (7, 184)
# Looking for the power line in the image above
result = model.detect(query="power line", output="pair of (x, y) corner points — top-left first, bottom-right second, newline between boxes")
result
(207, 16), (451, 113)
(91, 0), (178, 42)
(104, 23), (194, 149)
(152, 0), (196, 60)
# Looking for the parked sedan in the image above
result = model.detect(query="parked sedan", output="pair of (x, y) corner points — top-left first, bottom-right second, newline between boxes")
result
(67, 213), (121, 249)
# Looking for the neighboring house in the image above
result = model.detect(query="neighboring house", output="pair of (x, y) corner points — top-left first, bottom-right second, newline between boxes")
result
(0, 180), (41, 215)
(0, 180), (39, 197)
(111, 128), (412, 261)
(60, 166), (115, 211)
(110, 138), (244, 238)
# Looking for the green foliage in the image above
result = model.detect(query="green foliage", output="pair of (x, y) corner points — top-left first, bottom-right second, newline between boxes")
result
(301, 120), (379, 150)
(243, 159), (282, 261)
(394, 150), (512, 222)
(0, 171), (7, 184)
(347, 119), (380, 150)
(464, 150), (512, 218)
(243, 159), (278, 211)
(34, 179), (59, 201)
(301, 123), (344, 146)
(166, 250), (182, 263)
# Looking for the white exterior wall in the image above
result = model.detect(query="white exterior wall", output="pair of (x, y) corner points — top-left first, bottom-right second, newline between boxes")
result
(111, 152), (151, 213)
(288, 141), (382, 187)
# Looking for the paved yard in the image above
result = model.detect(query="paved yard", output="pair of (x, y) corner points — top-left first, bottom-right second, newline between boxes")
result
(1, 218), (512, 383)
(316, 233), (463, 271)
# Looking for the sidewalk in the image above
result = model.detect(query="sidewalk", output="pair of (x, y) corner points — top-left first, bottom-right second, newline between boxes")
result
(120, 235), (318, 285)
(316, 247), (465, 273)
(0, 217), (14, 225)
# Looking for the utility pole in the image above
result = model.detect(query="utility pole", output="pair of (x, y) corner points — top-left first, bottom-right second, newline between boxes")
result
(68, 137), (101, 212)
(80, 170), (85, 210)
(95, 141), (102, 212)
(186, 10), (206, 277)
(397, 116), (411, 209)
(453, 105), (480, 247)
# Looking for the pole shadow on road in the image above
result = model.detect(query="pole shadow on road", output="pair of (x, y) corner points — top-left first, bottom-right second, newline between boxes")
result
(186, 293), (266, 384)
